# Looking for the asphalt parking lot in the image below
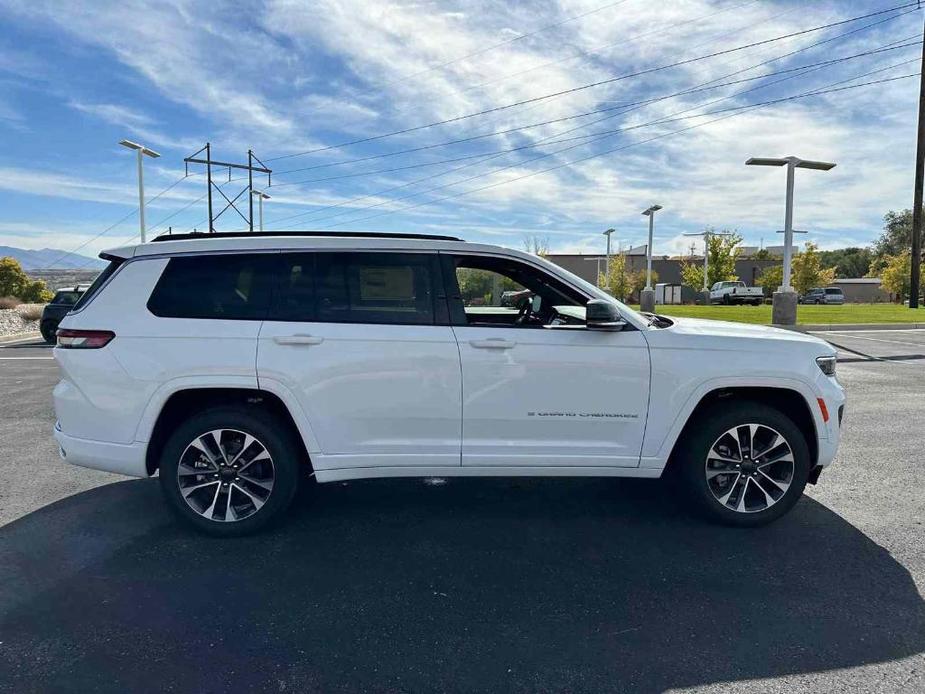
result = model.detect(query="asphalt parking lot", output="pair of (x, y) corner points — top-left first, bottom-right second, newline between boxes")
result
(0, 331), (923, 693)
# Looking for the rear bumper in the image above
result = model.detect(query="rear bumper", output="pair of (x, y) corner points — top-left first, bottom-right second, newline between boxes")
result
(53, 423), (149, 478)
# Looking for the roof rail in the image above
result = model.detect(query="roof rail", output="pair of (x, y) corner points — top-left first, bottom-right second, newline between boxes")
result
(150, 230), (464, 243)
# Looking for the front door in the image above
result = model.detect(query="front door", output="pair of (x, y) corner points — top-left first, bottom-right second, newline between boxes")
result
(257, 251), (462, 470)
(443, 252), (650, 468)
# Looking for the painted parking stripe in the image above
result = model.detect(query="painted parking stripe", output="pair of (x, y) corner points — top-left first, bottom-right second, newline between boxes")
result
(821, 333), (925, 349)
(0, 357), (54, 360)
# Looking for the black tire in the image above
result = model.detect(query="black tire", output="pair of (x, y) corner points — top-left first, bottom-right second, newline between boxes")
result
(158, 406), (302, 536)
(671, 401), (810, 527)
(40, 320), (58, 344)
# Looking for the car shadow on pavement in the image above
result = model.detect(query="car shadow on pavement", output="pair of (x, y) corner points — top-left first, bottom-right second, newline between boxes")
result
(1, 476), (922, 693)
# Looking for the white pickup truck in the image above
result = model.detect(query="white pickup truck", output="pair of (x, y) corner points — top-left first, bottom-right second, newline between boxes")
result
(709, 281), (764, 305)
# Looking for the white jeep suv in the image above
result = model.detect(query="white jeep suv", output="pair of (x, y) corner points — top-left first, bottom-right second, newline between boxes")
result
(53, 231), (845, 536)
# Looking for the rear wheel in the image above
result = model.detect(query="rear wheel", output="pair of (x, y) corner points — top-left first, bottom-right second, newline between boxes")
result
(158, 406), (302, 536)
(40, 320), (58, 344)
(672, 401), (810, 526)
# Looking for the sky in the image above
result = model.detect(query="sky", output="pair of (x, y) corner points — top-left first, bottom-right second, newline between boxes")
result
(0, 0), (921, 266)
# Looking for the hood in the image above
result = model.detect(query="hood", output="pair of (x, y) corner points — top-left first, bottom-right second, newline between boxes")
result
(661, 316), (834, 351)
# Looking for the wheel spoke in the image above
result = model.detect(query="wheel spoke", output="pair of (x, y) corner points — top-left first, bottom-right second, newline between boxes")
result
(706, 467), (738, 479)
(754, 432), (782, 457)
(751, 476), (776, 508)
(188, 438), (218, 465)
(203, 483), (222, 519)
(735, 477), (751, 512)
(758, 468), (790, 493)
(759, 445), (794, 465)
(237, 450), (271, 474)
(229, 434), (256, 466)
(178, 461), (217, 476)
(231, 482), (267, 512)
(224, 485), (237, 522)
(237, 472), (273, 491)
(717, 473), (742, 507)
(181, 480), (219, 498)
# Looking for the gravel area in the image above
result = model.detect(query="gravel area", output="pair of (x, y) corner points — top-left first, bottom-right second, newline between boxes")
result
(0, 306), (43, 337)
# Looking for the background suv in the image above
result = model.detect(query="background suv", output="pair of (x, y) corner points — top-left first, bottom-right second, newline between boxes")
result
(40, 284), (89, 343)
(800, 287), (845, 305)
(52, 232), (845, 536)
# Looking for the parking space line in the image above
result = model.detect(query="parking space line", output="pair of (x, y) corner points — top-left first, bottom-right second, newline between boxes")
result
(821, 333), (925, 348)
(0, 357), (54, 361)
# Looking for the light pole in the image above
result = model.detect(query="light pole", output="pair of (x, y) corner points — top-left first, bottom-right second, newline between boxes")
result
(251, 189), (270, 231)
(602, 228), (615, 286)
(746, 155), (835, 324)
(119, 140), (160, 243)
(684, 229), (733, 304)
(640, 205), (662, 312)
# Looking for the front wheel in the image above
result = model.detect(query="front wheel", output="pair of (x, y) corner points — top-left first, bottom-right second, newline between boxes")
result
(158, 406), (302, 536)
(671, 401), (811, 526)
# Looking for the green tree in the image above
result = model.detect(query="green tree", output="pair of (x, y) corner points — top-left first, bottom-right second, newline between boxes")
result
(599, 253), (632, 301)
(819, 247), (872, 278)
(791, 242), (837, 295)
(0, 257), (53, 303)
(874, 209), (914, 258)
(878, 253), (923, 302)
(751, 247), (773, 261)
(679, 230), (742, 290)
(756, 264), (782, 296)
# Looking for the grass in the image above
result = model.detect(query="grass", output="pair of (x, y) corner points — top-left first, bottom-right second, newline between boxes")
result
(627, 303), (925, 325)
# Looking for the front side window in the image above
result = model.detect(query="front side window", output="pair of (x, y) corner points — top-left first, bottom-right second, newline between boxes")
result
(147, 254), (275, 320)
(52, 291), (81, 306)
(446, 255), (587, 328)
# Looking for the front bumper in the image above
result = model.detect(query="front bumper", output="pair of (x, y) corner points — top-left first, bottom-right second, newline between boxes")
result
(54, 422), (148, 478)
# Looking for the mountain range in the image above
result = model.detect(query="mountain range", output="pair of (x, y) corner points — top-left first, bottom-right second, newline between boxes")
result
(0, 246), (107, 270)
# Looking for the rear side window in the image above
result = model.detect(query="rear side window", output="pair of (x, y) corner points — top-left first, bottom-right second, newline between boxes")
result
(312, 252), (436, 325)
(71, 258), (124, 312)
(147, 254), (275, 320)
(825, 288), (843, 295)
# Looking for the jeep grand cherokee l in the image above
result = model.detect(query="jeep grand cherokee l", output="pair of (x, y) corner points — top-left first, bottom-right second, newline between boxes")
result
(52, 231), (845, 536)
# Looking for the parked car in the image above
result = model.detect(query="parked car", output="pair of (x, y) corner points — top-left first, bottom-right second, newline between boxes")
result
(52, 231), (845, 536)
(40, 284), (89, 343)
(709, 281), (764, 305)
(800, 287), (845, 305)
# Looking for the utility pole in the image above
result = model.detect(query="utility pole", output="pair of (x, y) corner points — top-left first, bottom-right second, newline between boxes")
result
(185, 144), (271, 232)
(910, 11), (925, 309)
(119, 140), (160, 243)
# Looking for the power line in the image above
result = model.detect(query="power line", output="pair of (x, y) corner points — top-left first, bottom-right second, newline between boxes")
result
(42, 175), (190, 269)
(348, 0), (634, 98)
(266, 2), (920, 162)
(266, 27), (917, 229)
(273, 41), (918, 187)
(313, 71), (919, 231)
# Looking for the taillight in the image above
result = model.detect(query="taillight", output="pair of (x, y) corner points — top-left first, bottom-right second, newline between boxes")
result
(56, 329), (115, 349)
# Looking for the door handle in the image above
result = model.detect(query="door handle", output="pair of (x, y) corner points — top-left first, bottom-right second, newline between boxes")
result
(273, 334), (324, 346)
(469, 338), (516, 349)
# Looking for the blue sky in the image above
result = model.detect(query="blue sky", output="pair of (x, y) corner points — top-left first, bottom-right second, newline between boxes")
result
(0, 0), (921, 264)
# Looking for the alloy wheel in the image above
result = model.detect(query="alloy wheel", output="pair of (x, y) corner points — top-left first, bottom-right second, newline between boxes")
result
(704, 423), (794, 514)
(176, 429), (275, 522)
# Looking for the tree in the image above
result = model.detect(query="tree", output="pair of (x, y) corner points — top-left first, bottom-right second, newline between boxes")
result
(791, 242), (836, 295)
(756, 264), (782, 297)
(0, 257), (53, 303)
(819, 247), (872, 278)
(599, 253), (632, 301)
(679, 230), (742, 290)
(522, 234), (550, 257)
(751, 247), (773, 261)
(878, 253), (923, 302)
(874, 209), (914, 258)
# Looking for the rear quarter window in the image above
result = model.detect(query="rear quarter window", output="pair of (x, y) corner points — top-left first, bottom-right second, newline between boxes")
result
(147, 254), (276, 320)
(71, 258), (124, 312)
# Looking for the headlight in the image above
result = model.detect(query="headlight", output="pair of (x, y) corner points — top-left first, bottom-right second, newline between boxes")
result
(816, 355), (837, 376)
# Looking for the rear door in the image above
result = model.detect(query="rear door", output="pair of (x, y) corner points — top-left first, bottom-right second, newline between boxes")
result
(257, 251), (462, 471)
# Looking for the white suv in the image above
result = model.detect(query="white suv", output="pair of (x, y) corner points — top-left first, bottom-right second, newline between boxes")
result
(53, 232), (845, 536)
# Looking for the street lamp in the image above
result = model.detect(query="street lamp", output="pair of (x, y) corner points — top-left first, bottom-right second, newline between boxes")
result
(746, 155), (835, 324)
(640, 204), (662, 312)
(683, 229), (733, 303)
(119, 140), (160, 243)
(251, 189), (271, 231)
(602, 228), (615, 283)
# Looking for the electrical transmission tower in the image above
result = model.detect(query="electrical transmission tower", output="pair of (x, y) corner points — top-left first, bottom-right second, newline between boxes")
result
(184, 143), (272, 232)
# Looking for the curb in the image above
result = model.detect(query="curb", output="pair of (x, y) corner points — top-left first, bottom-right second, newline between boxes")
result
(0, 331), (42, 345)
(782, 323), (925, 332)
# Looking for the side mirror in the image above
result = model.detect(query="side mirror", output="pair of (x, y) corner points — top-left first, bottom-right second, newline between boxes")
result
(586, 300), (626, 331)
